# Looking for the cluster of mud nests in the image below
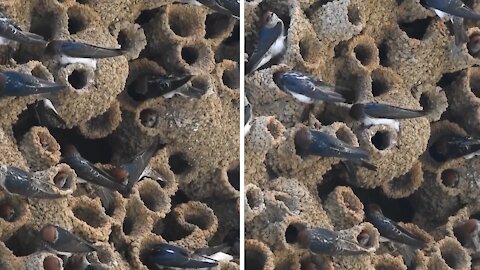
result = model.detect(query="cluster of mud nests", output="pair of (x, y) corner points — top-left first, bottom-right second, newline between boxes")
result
(0, 0), (239, 269)
(245, 0), (480, 269)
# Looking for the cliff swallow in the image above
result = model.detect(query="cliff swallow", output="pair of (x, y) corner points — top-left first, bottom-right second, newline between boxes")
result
(296, 227), (374, 255)
(430, 135), (480, 161)
(197, 0), (240, 19)
(273, 71), (346, 103)
(425, 0), (480, 44)
(33, 99), (66, 127)
(148, 243), (218, 269)
(128, 74), (193, 101)
(65, 254), (107, 270)
(45, 40), (124, 69)
(453, 219), (480, 250)
(43, 255), (63, 270)
(195, 243), (234, 262)
(295, 127), (370, 161)
(0, 166), (66, 199)
(0, 71), (66, 97)
(349, 103), (426, 131)
(117, 141), (164, 190)
(0, 203), (15, 221)
(62, 145), (127, 191)
(244, 96), (252, 136)
(0, 11), (46, 45)
(40, 224), (97, 256)
(441, 169), (460, 188)
(366, 204), (426, 249)
(246, 11), (286, 74)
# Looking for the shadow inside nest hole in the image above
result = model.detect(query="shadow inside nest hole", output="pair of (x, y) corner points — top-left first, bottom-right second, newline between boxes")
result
(317, 164), (416, 223)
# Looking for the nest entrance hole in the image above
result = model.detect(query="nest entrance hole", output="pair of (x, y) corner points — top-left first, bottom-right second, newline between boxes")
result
(139, 186), (164, 212)
(441, 244), (467, 269)
(205, 13), (231, 39)
(157, 213), (192, 241)
(222, 68), (239, 90)
(227, 164), (240, 191)
(117, 29), (131, 51)
(371, 70), (392, 96)
(69, 69), (88, 89)
(139, 109), (159, 128)
(245, 246), (268, 270)
(354, 44), (375, 66)
(122, 215), (134, 235)
(371, 130), (392, 151)
(0, 202), (17, 222)
(398, 17), (432, 40)
(184, 212), (211, 230)
(181, 46), (199, 65)
(72, 205), (104, 228)
(441, 169), (460, 188)
(169, 13), (197, 37)
(378, 40), (390, 67)
(135, 8), (162, 26)
(285, 225), (299, 244)
(67, 9), (88, 35)
(168, 153), (192, 175)
(171, 190), (190, 207)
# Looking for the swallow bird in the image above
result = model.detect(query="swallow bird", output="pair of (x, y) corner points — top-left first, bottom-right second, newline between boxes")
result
(0, 71), (66, 98)
(366, 204), (426, 249)
(62, 145), (127, 191)
(245, 96), (252, 136)
(295, 127), (371, 162)
(0, 11), (46, 45)
(0, 166), (67, 199)
(148, 243), (219, 269)
(45, 40), (124, 69)
(453, 219), (480, 251)
(246, 11), (286, 74)
(468, 33), (480, 57)
(117, 141), (164, 191)
(296, 227), (374, 255)
(430, 135), (480, 162)
(349, 103), (427, 131)
(128, 73), (199, 101)
(0, 203), (15, 221)
(33, 99), (66, 127)
(197, 0), (240, 19)
(40, 224), (97, 256)
(425, 0), (480, 45)
(273, 71), (346, 103)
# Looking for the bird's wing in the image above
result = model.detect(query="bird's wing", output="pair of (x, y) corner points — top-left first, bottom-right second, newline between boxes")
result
(0, 15), (45, 44)
(246, 22), (283, 73)
(310, 130), (369, 160)
(50, 226), (97, 253)
(281, 72), (346, 102)
(60, 42), (123, 58)
(427, 0), (480, 20)
(3, 72), (65, 96)
(363, 103), (425, 119)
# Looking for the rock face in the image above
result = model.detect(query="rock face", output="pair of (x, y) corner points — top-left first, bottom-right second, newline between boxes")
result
(245, 0), (480, 269)
(0, 0), (239, 269)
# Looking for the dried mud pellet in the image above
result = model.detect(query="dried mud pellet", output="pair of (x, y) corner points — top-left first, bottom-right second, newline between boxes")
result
(19, 127), (61, 171)
(245, 239), (275, 270)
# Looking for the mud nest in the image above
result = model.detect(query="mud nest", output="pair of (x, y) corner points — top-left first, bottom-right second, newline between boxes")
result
(245, 0), (480, 269)
(0, 0), (239, 269)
